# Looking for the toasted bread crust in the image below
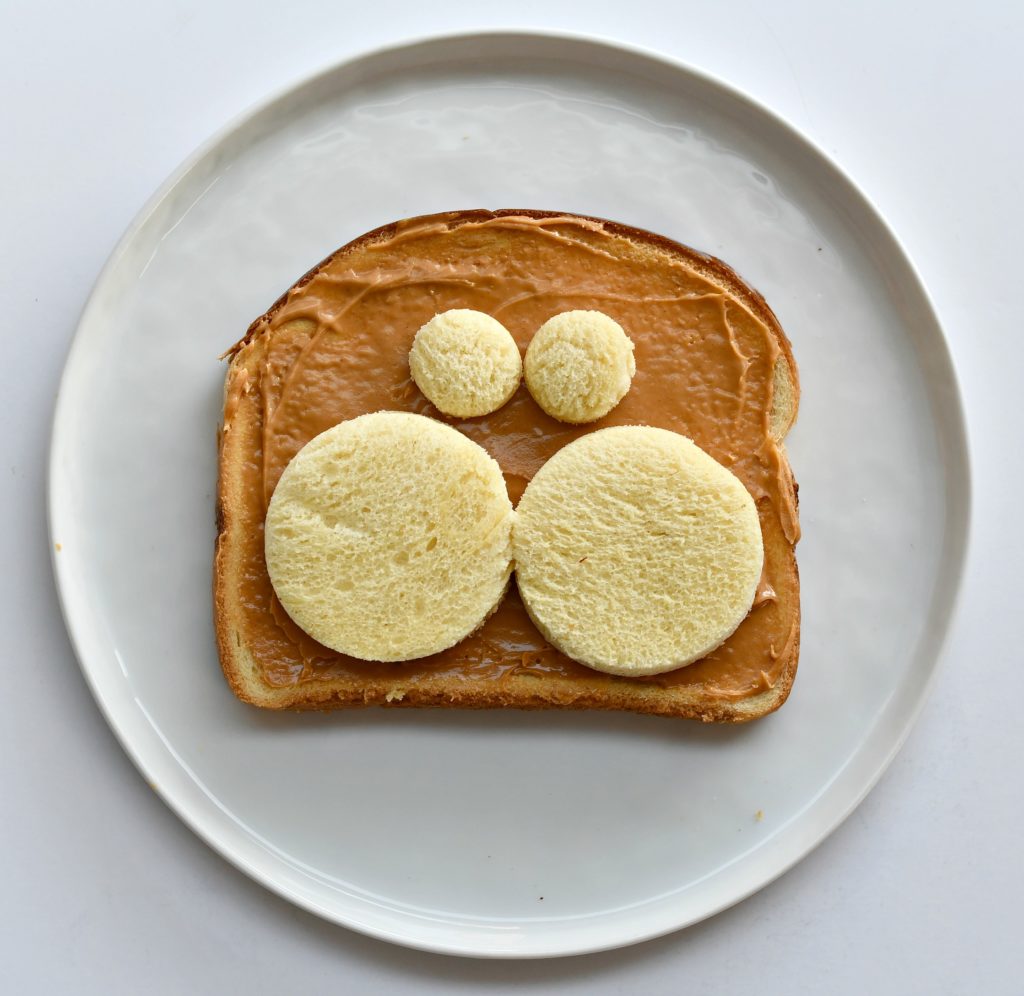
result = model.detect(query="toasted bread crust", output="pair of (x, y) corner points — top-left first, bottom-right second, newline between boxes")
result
(215, 209), (800, 721)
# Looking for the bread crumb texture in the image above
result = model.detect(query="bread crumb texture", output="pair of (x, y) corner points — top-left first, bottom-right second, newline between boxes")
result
(265, 411), (513, 661)
(524, 310), (636, 423)
(513, 426), (763, 676)
(409, 309), (522, 417)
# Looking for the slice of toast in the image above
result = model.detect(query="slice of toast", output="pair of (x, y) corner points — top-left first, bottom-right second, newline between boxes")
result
(215, 209), (800, 721)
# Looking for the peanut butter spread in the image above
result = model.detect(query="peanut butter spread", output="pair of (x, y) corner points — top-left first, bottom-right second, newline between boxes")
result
(225, 212), (799, 701)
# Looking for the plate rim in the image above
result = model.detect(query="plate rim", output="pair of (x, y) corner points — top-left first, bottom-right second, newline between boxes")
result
(47, 27), (972, 958)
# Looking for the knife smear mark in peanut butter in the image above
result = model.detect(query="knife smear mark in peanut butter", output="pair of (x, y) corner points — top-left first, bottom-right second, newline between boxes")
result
(222, 211), (799, 704)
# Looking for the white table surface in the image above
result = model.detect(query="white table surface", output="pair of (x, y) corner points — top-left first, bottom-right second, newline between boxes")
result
(3, 2), (1020, 992)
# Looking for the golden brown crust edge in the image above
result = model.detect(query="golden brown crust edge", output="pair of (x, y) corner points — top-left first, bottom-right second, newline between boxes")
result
(219, 607), (800, 721)
(214, 209), (800, 722)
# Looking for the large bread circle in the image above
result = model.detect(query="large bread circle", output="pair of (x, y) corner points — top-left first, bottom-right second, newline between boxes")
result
(265, 411), (514, 662)
(513, 425), (763, 676)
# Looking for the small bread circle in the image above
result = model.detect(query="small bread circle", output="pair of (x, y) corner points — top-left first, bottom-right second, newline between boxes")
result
(524, 310), (635, 423)
(409, 309), (522, 417)
(513, 426), (763, 676)
(265, 411), (513, 662)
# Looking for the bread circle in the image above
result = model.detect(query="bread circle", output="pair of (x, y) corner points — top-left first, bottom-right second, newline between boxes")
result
(513, 426), (763, 676)
(524, 310), (635, 423)
(409, 309), (522, 417)
(265, 411), (513, 662)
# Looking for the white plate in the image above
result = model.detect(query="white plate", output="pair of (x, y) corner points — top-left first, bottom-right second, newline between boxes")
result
(49, 31), (969, 958)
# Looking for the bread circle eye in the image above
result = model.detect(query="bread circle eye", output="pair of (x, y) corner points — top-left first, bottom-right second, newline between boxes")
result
(524, 310), (635, 423)
(409, 309), (522, 418)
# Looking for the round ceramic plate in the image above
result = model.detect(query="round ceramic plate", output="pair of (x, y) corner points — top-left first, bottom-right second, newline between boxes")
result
(49, 31), (969, 958)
